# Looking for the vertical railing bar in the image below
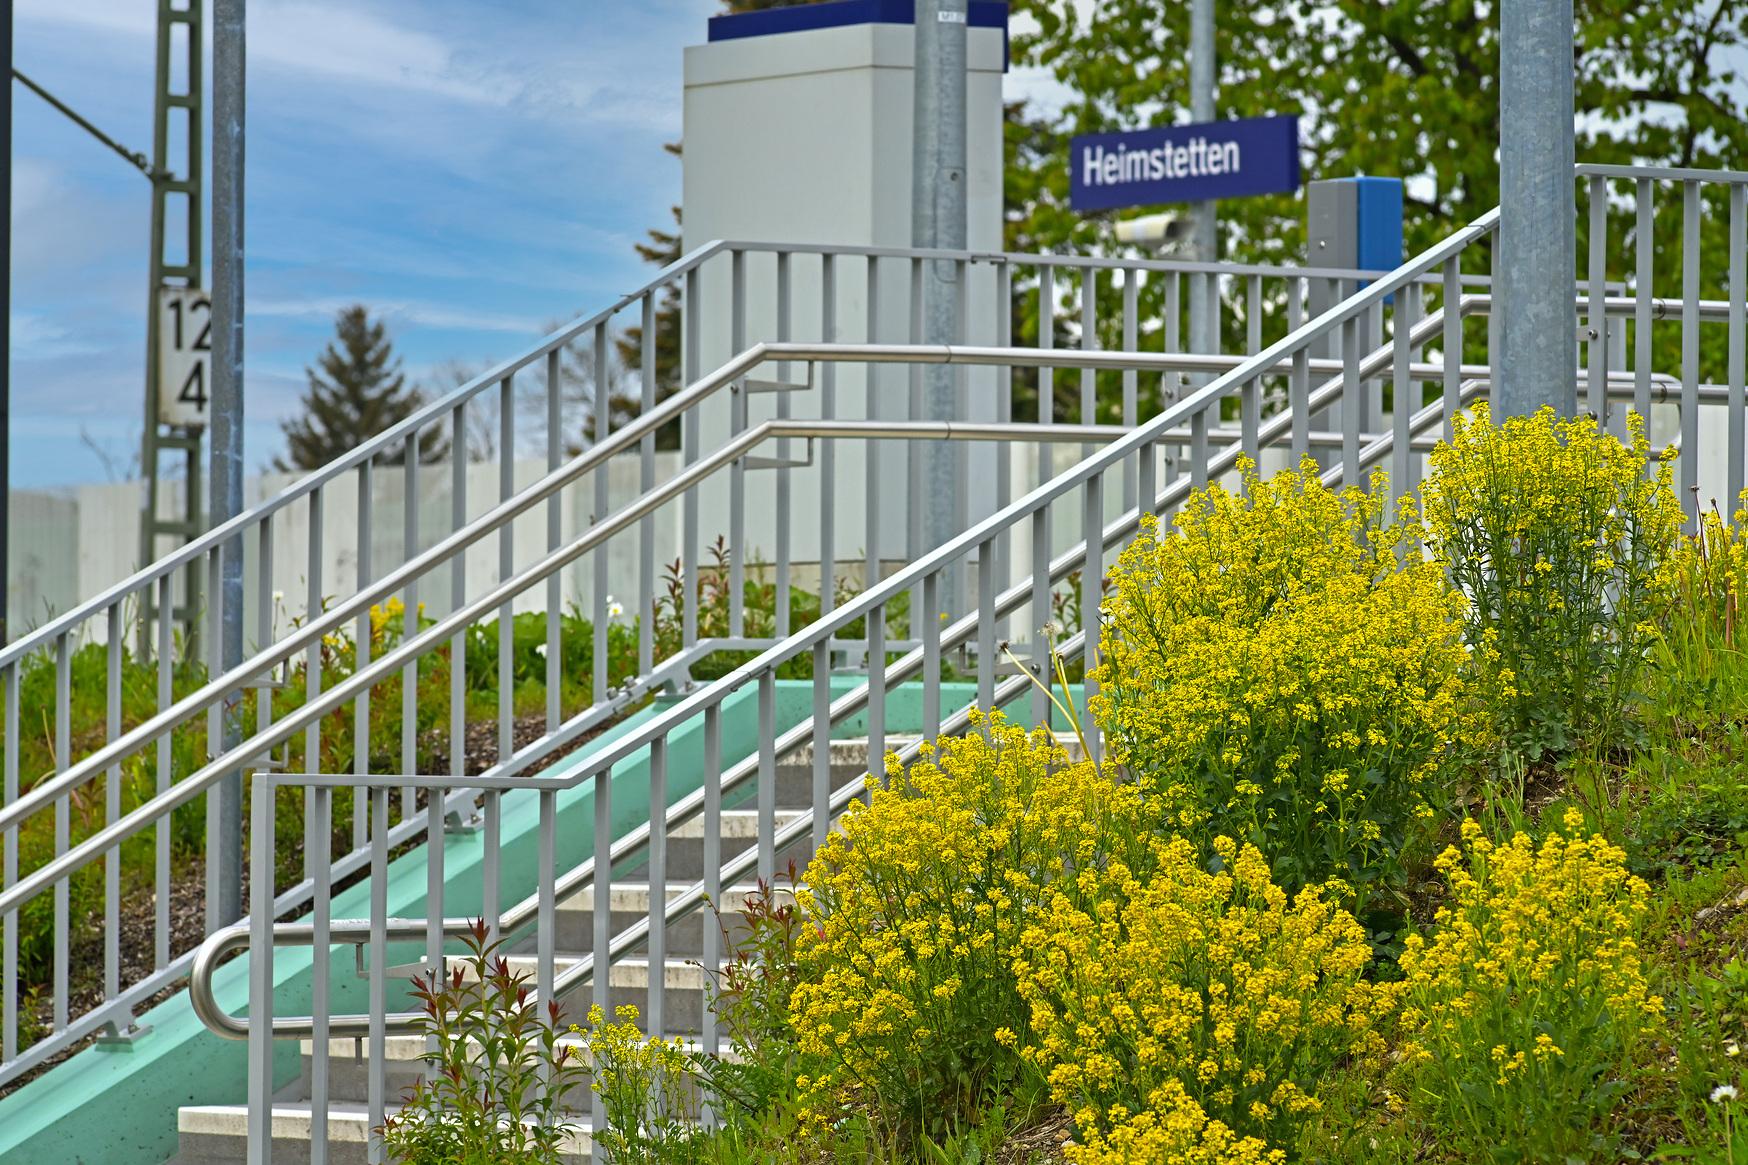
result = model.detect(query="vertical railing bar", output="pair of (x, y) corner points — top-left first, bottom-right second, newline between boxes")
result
(536, 788), (557, 1018)
(245, 777), (276, 1165)
(730, 250), (748, 639)
(811, 644), (831, 855)
(866, 606), (886, 792)
(352, 465), (372, 854)
(204, 548), (223, 932)
(639, 293), (658, 678)
(1588, 175), (1609, 422)
(1243, 274), (1262, 464)
(1343, 316), (1362, 484)
(156, 574), (173, 970)
(1682, 180), (1701, 524)
(483, 785), (501, 941)
(1635, 178), (1655, 426)
(1138, 438), (1157, 521)
(645, 738), (667, 1038)
(448, 405), (466, 805)
(593, 324), (610, 708)
(776, 254), (793, 639)
(1038, 264), (1056, 486)
(1289, 286), (1309, 461)
(865, 257), (883, 603)
(994, 260), (1013, 652)
(365, 787), (388, 1165)
(53, 631), (69, 1030)
(497, 374), (515, 771)
(3, 662), (17, 1062)
(1731, 182), (1747, 511)
(909, 257), (924, 638)
(1082, 472), (1103, 767)
(820, 254), (839, 626)
(1122, 266), (1138, 509)
(1029, 508), (1050, 729)
(976, 537), (995, 713)
(591, 763), (611, 1121)
(104, 607), (122, 1005)
(546, 349), (563, 735)
(1442, 259), (1461, 443)
(308, 785), (332, 1165)
(1080, 267), (1097, 458)
(683, 267), (702, 651)
(400, 440), (417, 825)
(922, 571), (941, 744)
(757, 672), (775, 886)
(1190, 408), (1209, 490)
(1392, 290), (1416, 509)
(700, 703), (723, 1062)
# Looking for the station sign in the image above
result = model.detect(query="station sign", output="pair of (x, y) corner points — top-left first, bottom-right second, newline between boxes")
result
(1070, 114), (1300, 212)
(157, 287), (212, 428)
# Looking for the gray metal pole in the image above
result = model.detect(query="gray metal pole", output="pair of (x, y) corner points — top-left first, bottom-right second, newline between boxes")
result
(1187, 0), (1217, 356)
(913, 0), (967, 612)
(210, 0), (244, 925)
(1497, 0), (1575, 416)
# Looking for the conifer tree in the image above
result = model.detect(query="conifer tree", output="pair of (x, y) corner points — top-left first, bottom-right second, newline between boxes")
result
(275, 305), (447, 472)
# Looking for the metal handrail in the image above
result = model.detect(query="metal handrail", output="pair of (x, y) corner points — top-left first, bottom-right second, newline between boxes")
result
(193, 364), (1509, 1046)
(0, 242), (1413, 670)
(0, 325), (1477, 917)
(188, 207), (1509, 1043)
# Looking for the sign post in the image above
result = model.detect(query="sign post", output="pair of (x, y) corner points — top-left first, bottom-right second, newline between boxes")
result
(1070, 114), (1299, 213)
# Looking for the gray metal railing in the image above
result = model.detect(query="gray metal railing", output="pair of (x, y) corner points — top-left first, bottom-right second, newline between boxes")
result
(214, 162), (1748, 1163)
(1, 238), (1434, 1087)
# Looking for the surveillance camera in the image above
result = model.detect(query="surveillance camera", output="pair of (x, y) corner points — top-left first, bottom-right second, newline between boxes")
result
(1114, 213), (1187, 248)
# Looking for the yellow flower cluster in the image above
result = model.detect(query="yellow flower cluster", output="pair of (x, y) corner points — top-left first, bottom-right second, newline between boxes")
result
(1093, 459), (1476, 897)
(568, 1004), (700, 1157)
(1398, 812), (1660, 1150)
(1015, 835), (1396, 1156)
(1421, 405), (1683, 753)
(789, 713), (1151, 1126)
(1063, 1080), (1285, 1165)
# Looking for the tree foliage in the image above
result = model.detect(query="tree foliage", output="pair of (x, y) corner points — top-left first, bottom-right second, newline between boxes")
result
(276, 306), (447, 472)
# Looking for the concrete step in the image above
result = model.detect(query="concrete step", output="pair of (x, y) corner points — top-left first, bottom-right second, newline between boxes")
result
(451, 954), (720, 1035)
(174, 1102), (593, 1164)
(293, 1031), (734, 1111)
(539, 881), (795, 955)
(645, 807), (817, 881)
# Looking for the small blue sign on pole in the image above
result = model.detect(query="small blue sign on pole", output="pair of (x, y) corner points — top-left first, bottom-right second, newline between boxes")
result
(1070, 114), (1300, 212)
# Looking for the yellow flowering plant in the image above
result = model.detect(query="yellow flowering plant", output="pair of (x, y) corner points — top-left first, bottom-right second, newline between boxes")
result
(569, 1003), (705, 1162)
(1013, 835), (1396, 1161)
(1092, 460), (1476, 904)
(1398, 811), (1661, 1161)
(1422, 405), (1683, 761)
(1650, 498), (1748, 735)
(788, 713), (1154, 1140)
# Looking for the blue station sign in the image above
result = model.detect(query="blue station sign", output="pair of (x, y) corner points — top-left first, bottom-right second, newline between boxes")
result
(1070, 114), (1300, 212)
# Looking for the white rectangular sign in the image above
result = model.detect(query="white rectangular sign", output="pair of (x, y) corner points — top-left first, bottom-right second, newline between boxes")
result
(157, 287), (212, 428)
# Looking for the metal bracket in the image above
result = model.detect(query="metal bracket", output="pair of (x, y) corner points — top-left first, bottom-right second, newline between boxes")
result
(94, 1018), (154, 1049)
(353, 943), (436, 982)
(743, 376), (809, 395)
(444, 807), (484, 835)
(746, 438), (815, 471)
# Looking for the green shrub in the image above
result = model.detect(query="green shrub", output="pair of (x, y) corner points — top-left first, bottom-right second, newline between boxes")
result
(1422, 405), (1683, 761)
(1092, 461), (1476, 905)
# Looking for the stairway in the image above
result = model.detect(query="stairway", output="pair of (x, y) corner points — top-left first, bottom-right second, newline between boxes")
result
(169, 744), (874, 1164)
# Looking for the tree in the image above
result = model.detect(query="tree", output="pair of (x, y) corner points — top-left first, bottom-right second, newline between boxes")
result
(1008, 2), (1748, 383)
(276, 306), (447, 472)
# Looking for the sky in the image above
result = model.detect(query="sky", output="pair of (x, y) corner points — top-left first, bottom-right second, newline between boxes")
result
(9, 0), (1077, 490)
(9, 0), (733, 487)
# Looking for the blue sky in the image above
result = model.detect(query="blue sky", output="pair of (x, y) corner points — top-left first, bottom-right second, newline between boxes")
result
(9, 0), (723, 487)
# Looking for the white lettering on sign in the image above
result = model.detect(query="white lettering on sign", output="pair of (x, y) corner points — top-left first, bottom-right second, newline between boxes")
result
(937, 10), (967, 21)
(158, 287), (212, 428)
(1079, 137), (1244, 188)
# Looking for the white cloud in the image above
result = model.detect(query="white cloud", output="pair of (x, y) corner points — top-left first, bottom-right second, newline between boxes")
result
(252, 295), (541, 336)
(10, 313), (108, 360)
